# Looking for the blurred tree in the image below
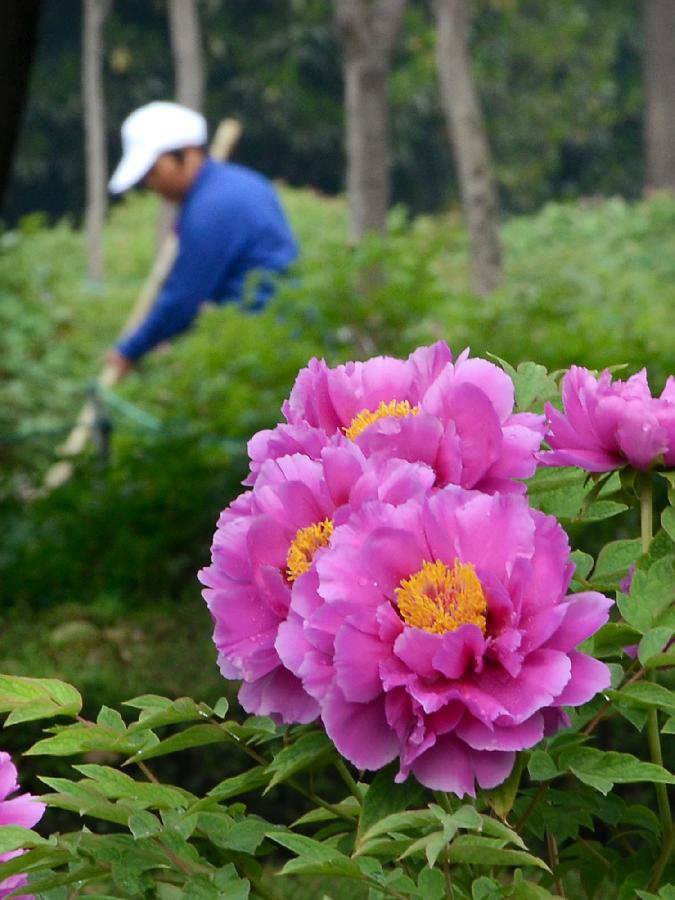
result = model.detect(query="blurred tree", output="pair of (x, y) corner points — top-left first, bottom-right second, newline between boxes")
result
(168, 0), (205, 111)
(333, 0), (407, 239)
(158, 0), (206, 245)
(434, 0), (502, 295)
(82, 0), (110, 282)
(643, 0), (675, 194)
(0, 0), (43, 212)
(3, 0), (642, 224)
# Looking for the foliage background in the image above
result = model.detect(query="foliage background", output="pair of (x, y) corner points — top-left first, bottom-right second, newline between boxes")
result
(3, 0), (642, 224)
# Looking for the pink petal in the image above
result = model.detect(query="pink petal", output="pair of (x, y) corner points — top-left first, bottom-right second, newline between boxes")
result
(321, 687), (399, 770)
(552, 651), (610, 707)
(239, 667), (319, 724)
(409, 733), (475, 795)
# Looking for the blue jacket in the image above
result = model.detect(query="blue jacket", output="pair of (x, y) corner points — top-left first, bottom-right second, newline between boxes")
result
(118, 158), (299, 360)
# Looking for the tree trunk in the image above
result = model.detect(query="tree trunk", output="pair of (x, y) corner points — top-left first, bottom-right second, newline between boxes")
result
(82, 0), (109, 283)
(434, 0), (503, 296)
(333, 0), (407, 242)
(0, 0), (42, 211)
(167, 0), (205, 111)
(644, 0), (675, 194)
(160, 0), (205, 247)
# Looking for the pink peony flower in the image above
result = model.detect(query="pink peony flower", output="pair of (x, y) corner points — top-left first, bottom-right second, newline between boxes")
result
(277, 488), (612, 796)
(0, 751), (45, 900)
(247, 342), (546, 494)
(539, 366), (675, 472)
(199, 444), (436, 724)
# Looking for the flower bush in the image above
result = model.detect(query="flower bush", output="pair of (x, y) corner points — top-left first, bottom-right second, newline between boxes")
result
(278, 488), (612, 795)
(204, 343), (611, 797)
(248, 343), (546, 494)
(0, 753), (44, 900)
(539, 365), (675, 471)
(0, 344), (672, 898)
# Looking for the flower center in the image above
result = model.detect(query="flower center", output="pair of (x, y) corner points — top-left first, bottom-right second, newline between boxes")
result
(395, 559), (487, 635)
(344, 399), (419, 441)
(286, 519), (334, 582)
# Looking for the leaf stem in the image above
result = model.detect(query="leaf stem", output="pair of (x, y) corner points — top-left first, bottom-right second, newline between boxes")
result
(638, 472), (672, 838)
(515, 782), (549, 834)
(335, 758), (364, 804)
(638, 471), (653, 555)
(645, 675), (673, 836)
(649, 824), (675, 891)
(442, 848), (455, 899)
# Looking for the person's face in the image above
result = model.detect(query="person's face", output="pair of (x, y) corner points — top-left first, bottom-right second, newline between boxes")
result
(143, 153), (189, 202)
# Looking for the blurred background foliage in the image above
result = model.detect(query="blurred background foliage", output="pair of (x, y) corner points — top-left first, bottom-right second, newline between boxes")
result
(0, 1), (673, 831)
(2, 187), (675, 699)
(3, 0), (641, 223)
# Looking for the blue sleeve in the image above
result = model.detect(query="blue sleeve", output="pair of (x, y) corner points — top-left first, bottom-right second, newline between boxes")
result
(117, 209), (246, 361)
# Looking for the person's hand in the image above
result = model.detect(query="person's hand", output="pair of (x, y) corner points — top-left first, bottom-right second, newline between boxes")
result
(105, 348), (135, 383)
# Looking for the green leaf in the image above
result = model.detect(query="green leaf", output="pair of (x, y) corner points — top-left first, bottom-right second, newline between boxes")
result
(618, 555), (675, 632)
(570, 550), (594, 583)
(279, 856), (363, 878)
(357, 808), (437, 850)
(512, 361), (560, 412)
(125, 724), (229, 763)
(0, 675), (82, 724)
(198, 814), (270, 854)
(587, 622), (641, 658)
(25, 723), (157, 757)
(293, 797), (360, 827)
(203, 767), (271, 805)
(446, 837), (549, 871)
(268, 831), (362, 878)
(123, 694), (173, 711)
(589, 539), (642, 590)
(638, 627), (673, 665)
(126, 697), (215, 732)
(266, 830), (348, 863)
(358, 764), (425, 841)
(663, 717), (675, 734)
(528, 750), (559, 782)
(559, 747), (675, 795)
(0, 826), (50, 854)
(128, 810), (162, 838)
(265, 730), (335, 791)
(213, 697), (229, 719)
(417, 865), (446, 899)
(526, 467), (586, 518)
(96, 706), (127, 731)
(577, 500), (627, 522)
(610, 681), (675, 718)
(0, 845), (69, 881)
(73, 764), (194, 809)
(662, 506), (675, 543)
(20, 864), (106, 894)
(478, 815), (527, 850)
(472, 877), (502, 900)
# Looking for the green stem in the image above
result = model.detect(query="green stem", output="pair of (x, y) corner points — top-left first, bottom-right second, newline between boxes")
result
(646, 675), (673, 836)
(442, 848), (455, 899)
(639, 472), (653, 555)
(515, 782), (549, 834)
(335, 758), (364, 804)
(433, 791), (455, 814)
(649, 825), (675, 891)
(638, 473), (673, 839)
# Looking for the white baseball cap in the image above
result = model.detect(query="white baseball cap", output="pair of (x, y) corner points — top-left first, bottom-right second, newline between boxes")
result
(109, 101), (208, 194)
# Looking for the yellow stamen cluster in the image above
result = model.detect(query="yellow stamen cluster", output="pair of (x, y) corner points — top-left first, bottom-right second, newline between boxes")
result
(396, 559), (487, 635)
(344, 400), (419, 441)
(286, 519), (334, 582)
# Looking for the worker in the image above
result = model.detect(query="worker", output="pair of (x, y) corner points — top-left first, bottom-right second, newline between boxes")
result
(106, 101), (299, 380)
